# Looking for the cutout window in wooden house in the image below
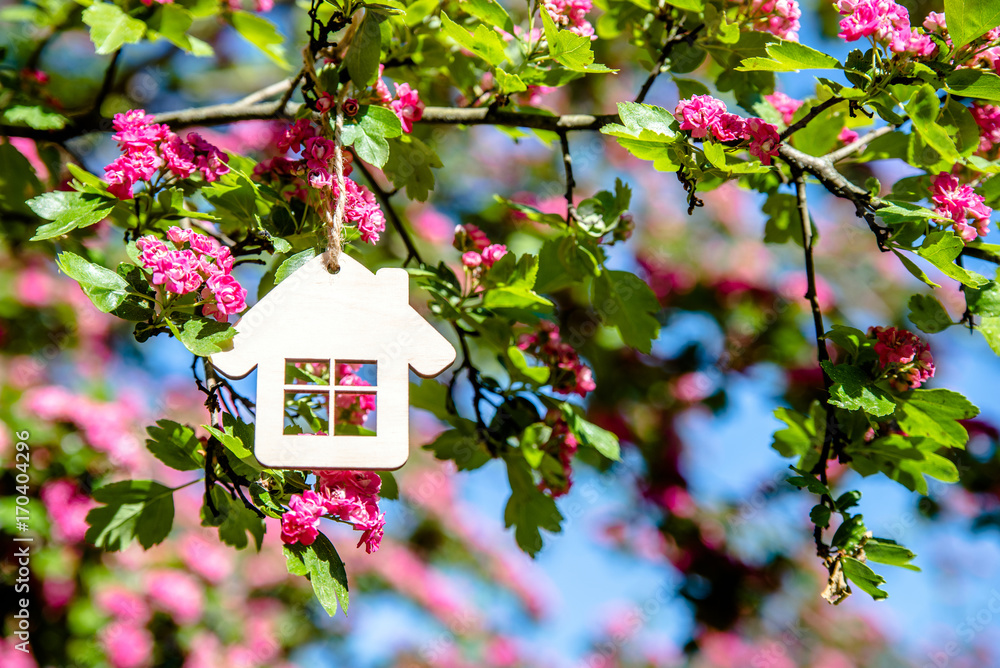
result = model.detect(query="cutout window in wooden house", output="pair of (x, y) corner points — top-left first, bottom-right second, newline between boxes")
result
(282, 359), (377, 437)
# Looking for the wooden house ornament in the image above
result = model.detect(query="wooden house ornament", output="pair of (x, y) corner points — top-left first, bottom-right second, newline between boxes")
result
(210, 253), (456, 470)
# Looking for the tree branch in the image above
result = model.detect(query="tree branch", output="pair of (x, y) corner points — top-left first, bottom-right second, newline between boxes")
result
(779, 97), (841, 141)
(558, 130), (575, 224)
(823, 125), (895, 163)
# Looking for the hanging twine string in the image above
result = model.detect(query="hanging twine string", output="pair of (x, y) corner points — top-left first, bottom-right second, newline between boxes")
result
(324, 88), (349, 274)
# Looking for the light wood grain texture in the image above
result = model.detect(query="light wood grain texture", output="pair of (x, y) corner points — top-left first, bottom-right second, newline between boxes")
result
(211, 254), (456, 470)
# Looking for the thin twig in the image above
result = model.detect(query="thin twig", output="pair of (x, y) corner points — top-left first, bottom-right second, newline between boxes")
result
(350, 152), (424, 266)
(558, 130), (575, 224)
(92, 49), (122, 117)
(824, 125), (895, 163)
(780, 97), (842, 141)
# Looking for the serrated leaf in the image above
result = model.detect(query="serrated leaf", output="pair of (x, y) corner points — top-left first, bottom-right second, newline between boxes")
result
(916, 231), (989, 288)
(831, 513), (866, 550)
(561, 404), (620, 461)
(464, 0), (513, 32)
(737, 39), (841, 72)
(168, 316), (237, 356)
(592, 270), (660, 354)
(945, 70), (1000, 102)
(146, 420), (205, 471)
(283, 533), (349, 616)
(346, 10), (385, 86)
(945, 0), (1000, 50)
(203, 486), (264, 550)
(55, 251), (131, 313)
(907, 293), (952, 333)
(842, 556), (888, 600)
(83, 3), (146, 55)
(507, 345), (550, 384)
(440, 12), (508, 66)
(423, 418), (491, 470)
(29, 191), (116, 240)
(821, 361), (895, 417)
(85, 481), (175, 551)
(895, 388), (979, 450)
(504, 454), (563, 556)
(276, 249), (317, 285)
(906, 85), (959, 162)
(383, 135), (442, 201)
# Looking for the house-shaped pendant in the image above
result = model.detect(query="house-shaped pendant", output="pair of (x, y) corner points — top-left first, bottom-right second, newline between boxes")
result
(210, 253), (456, 470)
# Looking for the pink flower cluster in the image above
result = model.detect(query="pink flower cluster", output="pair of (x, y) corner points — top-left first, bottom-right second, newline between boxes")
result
(737, 0), (801, 41)
(104, 110), (230, 200)
(224, 0), (274, 11)
(674, 95), (782, 165)
(971, 103), (1000, 154)
(135, 226), (248, 321)
(930, 173), (992, 243)
(538, 412), (579, 497)
(517, 320), (596, 396)
(543, 0), (595, 39)
(254, 120), (386, 244)
(868, 326), (935, 391)
(40, 479), (95, 543)
(280, 470), (385, 553)
(454, 223), (508, 270)
(334, 363), (377, 426)
(24, 386), (142, 470)
(372, 66), (425, 133)
(764, 92), (802, 125)
(835, 0), (936, 57)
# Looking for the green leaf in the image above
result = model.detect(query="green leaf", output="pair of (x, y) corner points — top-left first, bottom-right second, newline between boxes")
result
(561, 404), (621, 461)
(762, 192), (804, 245)
(346, 10), (386, 86)
(147, 4), (197, 53)
(905, 85), (959, 162)
(275, 249), (317, 285)
(423, 418), (491, 470)
(771, 405), (821, 458)
(111, 263), (156, 321)
(202, 486), (264, 550)
(464, 0), (513, 33)
(29, 191), (116, 241)
(831, 513), (867, 550)
(377, 471), (399, 500)
(507, 345), (550, 384)
(2, 105), (67, 130)
(737, 40), (841, 72)
(616, 102), (675, 136)
(966, 271), (1000, 316)
(810, 503), (831, 528)
(836, 490), (862, 511)
(85, 481), (175, 551)
(82, 3), (146, 55)
(907, 294), (953, 333)
(825, 325), (866, 358)
(383, 135), (442, 201)
(204, 413), (262, 474)
(283, 533), (350, 616)
(945, 70), (1000, 102)
(168, 316), (237, 357)
(895, 388), (979, 450)
(55, 251), (130, 313)
(842, 556), (888, 600)
(821, 361), (895, 417)
(145, 420), (204, 471)
(592, 270), (660, 354)
(440, 12), (508, 66)
(495, 67), (527, 93)
(230, 10), (288, 68)
(540, 7), (614, 73)
(865, 538), (920, 571)
(893, 250), (940, 289)
(917, 231), (989, 288)
(504, 454), (563, 556)
(341, 105), (401, 168)
(980, 315), (1000, 355)
(945, 0), (1000, 50)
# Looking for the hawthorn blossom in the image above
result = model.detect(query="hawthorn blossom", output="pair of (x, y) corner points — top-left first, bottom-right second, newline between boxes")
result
(103, 110), (229, 199)
(454, 223), (491, 252)
(40, 479), (94, 543)
(868, 326), (935, 391)
(543, 0), (595, 38)
(971, 102), (1000, 154)
(462, 251), (483, 268)
(281, 472), (385, 553)
(765, 92), (802, 125)
(930, 173), (992, 242)
(334, 364), (377, 426)
(675, 95), (727, 138)
(146, 569), (203, 625)
(736, 0), (801, 41)
(517, 320), (596, 397)
(835, 0), (936, 57)
(390, 83), (425, 134)
(712, 113), (747, 142)
(99, 622), (154, 668)
(481, 243), (509, 268)
(279, 490), (326, 546)
(838, 126), (860, 144)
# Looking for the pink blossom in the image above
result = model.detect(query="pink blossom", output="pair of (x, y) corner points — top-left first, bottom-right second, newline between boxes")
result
(146, 569), (204, 625)
(971, 102), (1000, 153)
(342, 179), (386, 244)
(462, 251), (483, 268)
(186, 132), (230, 182)
(868, 326), (936, 391)
(481, 244), (508, 268)
(163, 136), (196, 178)
(543, 0), (595, 38)
(96, 586), (151, 623)
(314, 471), (385, 553)
(111, 110), (168, 150)
(675, 95), (727, 139)
(390, 83), (425, 134)
(40, 479), (94, 543)
(276, 119), (317, 153)
(255, 0), (274, 10)
(0, 637), (38, 668)
(280, 490), (326, 546)
(343, 98), (360, 116)
(931, 173), (992, 242)
(836, 0), (912, 45)
(923, 11), (947, 33)
(167, 227), (193, 244)
(889, 28), (936, 57)
(374, 65), (393, 104)
(179, 534), (234, 583)
(14, 266), (55, 307)
(764, 92), (802, 125)
(838, 126), (860, 144)
(740, 0), (801, 41)
(315, 92), (334, 114)
(712, 113), (746, 142)
(43, 577), (76, 609)
(202, 274), (247, 321)
(454, 223), (492, 251)
(518, 321), (596, 397)
(744, 117), (781, 165)
(100, 622), (154, 668)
